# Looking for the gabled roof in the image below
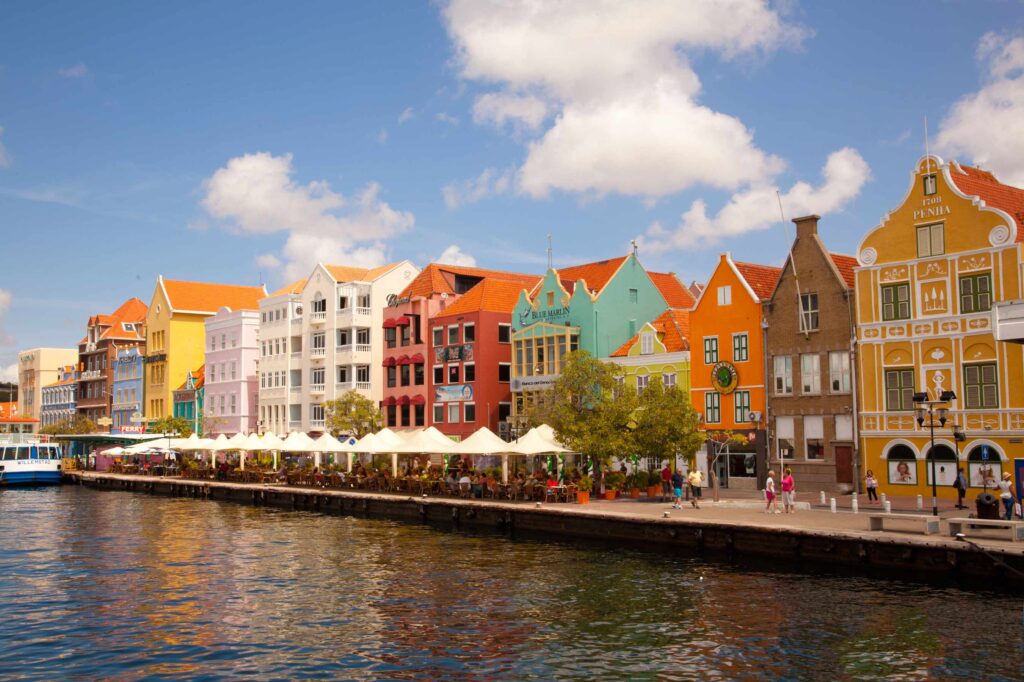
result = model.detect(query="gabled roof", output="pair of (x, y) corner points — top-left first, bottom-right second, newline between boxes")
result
(828, 253), (858, 288)
(688, 281), (705, 299)
(949, 162), (1024, 242)
(325, 261), (404, 284)
(433, 277), (541, 319)
(733, 261), (783, 301)
(610, 309), (691, 357)
(400, 263), (538, 299)
(270, 278), (307, 297)
(176, 365), (205, 392)
(161, 279), (266, 314)
(648, 272), (696, 309)
(555, 256), (628, 296)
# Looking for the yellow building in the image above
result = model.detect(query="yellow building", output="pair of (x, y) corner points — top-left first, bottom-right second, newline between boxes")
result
(606, 309), (692, 395)
(144, 277), (266, 421)
(855, 155), (1024, 498)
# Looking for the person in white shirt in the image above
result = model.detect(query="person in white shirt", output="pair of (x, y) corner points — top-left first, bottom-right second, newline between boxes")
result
(998, 471), (1015, 520)
(764, 470), (778, 514)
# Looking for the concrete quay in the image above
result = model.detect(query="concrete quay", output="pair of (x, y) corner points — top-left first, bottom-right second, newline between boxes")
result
(67, 471), (1024, 588)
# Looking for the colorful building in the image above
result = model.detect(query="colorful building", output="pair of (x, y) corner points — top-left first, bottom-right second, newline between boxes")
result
(17, 348), (79, 420)
(77, 297), (147, 428)
(765, 215), (859, 493)
(40, 365), (78, 429)
(204, 306), (260, 436)
(607, 308), (692, 395)
(112, 347), (145, 434)
(381, 263), (536, 432)
(0, 403), (18, 421)
(144, 277), (266, 423)
(172, 367), (204, 434)
(856, 156), (1024, 498)
(689, 254), (781, 490)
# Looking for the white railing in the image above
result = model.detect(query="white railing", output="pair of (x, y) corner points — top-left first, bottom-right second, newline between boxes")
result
(336, 381), (354, 391)
(336, 344), (352, 353)
(311, 419), (325, 429)
(356, 382), (371, 391)
(311, 347), (326, 357)
(356, 307), (371, 316)
(355, 344), (371, 353)
(0, 433), (50, 444)
(310, 383), (325, 393)
(311, 311), (327, 323)
(81, 369), (103, 380)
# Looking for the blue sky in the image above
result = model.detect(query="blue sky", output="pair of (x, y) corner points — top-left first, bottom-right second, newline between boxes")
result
(1, 1), (1023, 379)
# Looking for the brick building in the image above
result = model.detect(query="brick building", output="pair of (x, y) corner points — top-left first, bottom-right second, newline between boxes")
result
(77, 298), (148, 429)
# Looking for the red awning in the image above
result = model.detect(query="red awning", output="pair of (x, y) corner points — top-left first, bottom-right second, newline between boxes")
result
(383, 396), (397, 406)
(409, 353), (425, 364)
(395, 315), (411, 325)
(395, 354), (410, 365)
(397, 395), (411, 405)
(382, 318), (398, 328)
(382, 356), (396, 367)
(410, 394), (426, 405)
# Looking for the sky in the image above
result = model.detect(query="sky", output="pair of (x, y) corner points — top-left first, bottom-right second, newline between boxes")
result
(1, 1), (1023, 381)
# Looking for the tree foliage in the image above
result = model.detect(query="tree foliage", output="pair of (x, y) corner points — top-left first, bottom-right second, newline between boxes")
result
(149, 416), (193, 437)
(325, 390), (383, 438)
(40, 416), (98, 435)
(631, 376), (705, 471)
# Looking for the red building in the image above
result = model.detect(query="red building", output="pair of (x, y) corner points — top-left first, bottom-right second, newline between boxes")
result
(77, 297), (147, 429)
(381, 264), (538, 430)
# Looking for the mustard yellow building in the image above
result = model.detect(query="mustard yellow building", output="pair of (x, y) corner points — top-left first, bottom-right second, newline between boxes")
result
(144, 277), (266, 421)
(855, 155), (1024, 498)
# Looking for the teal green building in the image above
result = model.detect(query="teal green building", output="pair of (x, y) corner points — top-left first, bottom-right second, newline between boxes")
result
(172, 366), (204, 434)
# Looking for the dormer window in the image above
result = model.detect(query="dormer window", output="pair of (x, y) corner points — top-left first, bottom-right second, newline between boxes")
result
(923, 174), (937, 196)
(640, 331), (654, 355)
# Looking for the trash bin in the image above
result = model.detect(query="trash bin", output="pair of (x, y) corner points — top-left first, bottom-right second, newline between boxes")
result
(976, 492), (1000, 519)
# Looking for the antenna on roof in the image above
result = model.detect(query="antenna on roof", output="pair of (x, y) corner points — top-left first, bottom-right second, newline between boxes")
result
(631, 239), (638, 257)
(547, 234), (553, 270)
(924, 116), (931, 173)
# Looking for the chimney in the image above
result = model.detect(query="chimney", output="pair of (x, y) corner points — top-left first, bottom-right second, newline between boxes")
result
(793, 214), (820, 240)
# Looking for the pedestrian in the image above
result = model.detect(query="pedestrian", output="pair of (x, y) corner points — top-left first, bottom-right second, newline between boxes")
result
(671, 468), (685, 509)
(954, 467), (968, 510)
(764, 469), (778, 514)
(998, 472), (1015, 520)
(781, 467), (796, 513)
(661, 462), (672, 500)
(865, 470), (879, 503)
(687, 468), (703, 509)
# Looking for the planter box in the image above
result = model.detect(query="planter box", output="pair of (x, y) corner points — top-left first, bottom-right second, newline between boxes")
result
(603, 491), (617, 500)
(629, 488), (641, 499)
(577, 491), (590, 505)
(647, 485), (662, 498)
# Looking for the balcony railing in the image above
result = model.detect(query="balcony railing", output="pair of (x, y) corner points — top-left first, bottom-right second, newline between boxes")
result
(355, 344), (370, 353)
(80, 369), (104, 380)
(311, 419), (325, 429)
(356, 381), (370, 391)
(310, 347), (326, 357)
(310, 383), (325, 393)
(311, 311), (327, 324)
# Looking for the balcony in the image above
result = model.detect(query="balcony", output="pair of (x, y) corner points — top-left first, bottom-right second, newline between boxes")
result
(310, 383), (325, 395)
(994, 301), (1024, 343)
(310, 347), (326, 360)
(336, 307), (372, 327)
(80, 369), (105, 381)
(310, 311), (327, 326)
(311, 419), (325, 430)
(356, 381), (370, 391)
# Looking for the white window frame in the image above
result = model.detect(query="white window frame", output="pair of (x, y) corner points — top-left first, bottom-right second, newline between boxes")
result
(916, 222), (945, 258)
(447, 325), (459, 346)
(464, 402), (476, 423)
(799, 293), (819, 333)
(498, 323), (511, 344)
(433, 404), (444, 424)
(774, 356), (793, 395)
(800, 353), (821, 395)
(463, 323), (475, 343)
(717, 285), (732, 306)
(463, 362), (476, 382)
(498, 362), (511, 383)
(663, 372), (676, 389)
(829, 351), (851, 394)
(636, 374), (650, 394)
(447, 403), (460, 424)
(640, 331), (654, 355)
(432, 327), (443, 346)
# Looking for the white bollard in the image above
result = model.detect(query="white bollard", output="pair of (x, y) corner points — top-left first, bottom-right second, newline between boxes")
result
(830, 497), (837, 513)
(820, 490), (827, 505)
(916, 494), (923, 510)
(851, 497), (859, 514)
(880, 492), (887, 505)
(884, 500), (892, 514)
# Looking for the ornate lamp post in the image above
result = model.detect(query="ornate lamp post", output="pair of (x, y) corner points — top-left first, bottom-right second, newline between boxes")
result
(914, 389), (956, 516)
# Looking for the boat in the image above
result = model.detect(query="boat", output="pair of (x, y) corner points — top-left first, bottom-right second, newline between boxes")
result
(0, 434), (63, 486)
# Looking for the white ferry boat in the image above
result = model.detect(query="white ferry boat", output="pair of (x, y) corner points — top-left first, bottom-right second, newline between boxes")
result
(0, 434), (63, 486)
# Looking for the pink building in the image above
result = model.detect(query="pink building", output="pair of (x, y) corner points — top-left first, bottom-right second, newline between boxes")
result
(203, 306), (260, 436)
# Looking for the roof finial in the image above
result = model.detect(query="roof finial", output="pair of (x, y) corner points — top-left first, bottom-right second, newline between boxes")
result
(924, 115), (931, 173)
(631, 239), (638, 257)
(547, 234), (553, 270)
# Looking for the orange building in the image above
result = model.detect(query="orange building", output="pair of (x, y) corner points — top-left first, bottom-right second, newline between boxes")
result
(689, 253), (781, 490)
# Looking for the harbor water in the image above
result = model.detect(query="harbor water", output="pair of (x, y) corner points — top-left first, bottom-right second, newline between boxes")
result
(1, 486), (1022, 680)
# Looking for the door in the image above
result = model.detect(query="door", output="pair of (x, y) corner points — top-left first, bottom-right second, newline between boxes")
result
(835, 446), (853, 485)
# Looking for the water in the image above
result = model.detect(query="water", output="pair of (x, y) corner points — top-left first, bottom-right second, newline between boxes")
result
(0, 487), (1021, 681)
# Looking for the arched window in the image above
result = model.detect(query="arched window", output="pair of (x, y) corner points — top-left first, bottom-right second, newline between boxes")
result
(967, 444), (1002, 489)
(887, 444), (917, 485)
(925, 444), (958, 486)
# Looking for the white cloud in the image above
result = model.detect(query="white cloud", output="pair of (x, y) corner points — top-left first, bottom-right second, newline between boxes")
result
(58, 63), (88, 78)
(0, 126), (10, 168)
(0, 363), (16, 383)
(443, 0), (809, 200)
(937, 33), (1024, 186)
(200, 152), (414, 280)
(255, 254), (281, 270)
(436, 112), (460, 125)
(641, 147), (870, 249)
(398, 107), (415, 124)
(376, 128), (388, 144)
(0, 289), (13, 346)
(442, 166), (515, 209)
(437, 244), (477, 267)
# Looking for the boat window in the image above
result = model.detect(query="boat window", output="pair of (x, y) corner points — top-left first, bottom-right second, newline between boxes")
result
(0, 448), (10, 461)
(30, 446), (39, 459)
(16, 447), (29, 460)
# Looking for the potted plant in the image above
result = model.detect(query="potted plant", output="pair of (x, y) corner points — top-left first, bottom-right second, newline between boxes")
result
(647, 468), (663, 499)
(628, 470), (645, 498)
(577, 475), (593, 504)
(604, 472), (625, 500)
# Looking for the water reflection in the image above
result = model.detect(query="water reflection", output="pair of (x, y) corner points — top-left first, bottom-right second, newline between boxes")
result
(0, 487), (1019, 680)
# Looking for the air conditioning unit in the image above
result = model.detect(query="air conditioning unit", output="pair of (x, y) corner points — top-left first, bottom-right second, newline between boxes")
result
(746, 410), (762, 423)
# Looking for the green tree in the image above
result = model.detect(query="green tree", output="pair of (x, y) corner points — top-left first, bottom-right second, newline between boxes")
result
(40, 416), (98, 435)
(149, 415), (193, 437)
(325, 390), (383, 438)
(630, 376), (704, 473)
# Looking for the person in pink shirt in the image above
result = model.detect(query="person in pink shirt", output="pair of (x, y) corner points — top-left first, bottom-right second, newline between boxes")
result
(781, 467), (796, 514)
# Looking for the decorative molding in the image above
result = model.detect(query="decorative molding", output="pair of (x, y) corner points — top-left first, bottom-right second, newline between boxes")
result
(880, 266), (908, 282)
(859, 247), (877, 266)
(989, 225), (1011, 246)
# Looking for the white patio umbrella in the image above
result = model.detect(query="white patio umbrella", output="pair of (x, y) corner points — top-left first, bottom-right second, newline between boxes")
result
(456, 427), (519, 482)
(103, 446), (126, 456)
(280, 431), (317, 452)
(312, 432), (346, 468)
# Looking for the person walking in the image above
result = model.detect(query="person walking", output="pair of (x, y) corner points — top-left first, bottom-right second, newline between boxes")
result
(998, 471), (1015, 520)
(781, 467), (796, 514)
(865, 470), (879, 503)
(954, 467), (968, 510)
(764, 470), (778, 514)
(661, 463), (672, 501)
(671, 469), (685, 509)
(687, 468), (703, 509)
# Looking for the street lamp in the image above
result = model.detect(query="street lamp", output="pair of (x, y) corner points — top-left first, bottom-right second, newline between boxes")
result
(914, 389), (956, 516)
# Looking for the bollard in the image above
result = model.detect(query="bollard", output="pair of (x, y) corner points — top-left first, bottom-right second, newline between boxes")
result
(830, 497), (837, 513)
(880, 492), (887, 505)
(916, 494), (923, 510)
(884, 500), (892, 514)
(851, 497), (859, 514)
(820, 491), (827, 505)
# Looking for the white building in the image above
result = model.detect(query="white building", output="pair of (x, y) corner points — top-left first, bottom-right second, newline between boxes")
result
(204, 306), (261, 436)
(18, 348), (79, 420)
(258, 261), (419, 434)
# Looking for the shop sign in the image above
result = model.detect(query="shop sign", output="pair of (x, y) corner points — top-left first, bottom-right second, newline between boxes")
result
(511, 375), (557, 392)
(710, 361), (739, 395)
(518, 304), (571, 327)
(434, 344), (474, 363)
(435, 384), (473, 402)
(386, 294), (410, 308)
(119, 425), (145, 434)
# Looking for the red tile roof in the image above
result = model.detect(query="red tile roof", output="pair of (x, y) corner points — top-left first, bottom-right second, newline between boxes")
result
(434, 277), (541, 318)
(949, 163), (1024, 242)
(648, 272), (696, 309)
(400, 263), (538, 299)
(611, 309), (691, 357)
(163, 279), (266, 314)
(688, 281), (705, 299)
(734, 261), (783, 301)
(177, 365), (205, 391)
(829, 253), (858, 288)
(556, 256), (627, 295)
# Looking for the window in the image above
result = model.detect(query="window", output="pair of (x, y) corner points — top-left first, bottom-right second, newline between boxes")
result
(230, 362), (236, 380)
(230, 394), (236, 415)
(806, 440), (825, 460)
(734, 390), (751, 423)
(916, 223), (945, 258)
(433, 365), (443, 384)
(210, 365), (217, 382)
(663, 372), (676, 388)
(629, 288), (638, 304)
(498, 363), (511, 383)
(717, 286), (732, 306)
(400, 364), (410, 387)
(703, 337), (719, 365)
(636, 374), (649, 394)
(433, 404), (444, 424)
(546, 291), (554, 306)
(498, 324), (511, 344)
(448, 403), (460, 424)
(387, 366), (397, 388)
(400, 325), (410, 346)
(414, 364), (424, 386)
(640, 331), (654, 355)
(829, 351), (851, 393)
(312, 332), (326, 349)
(464, 403), (476, 423)
(338, 295), (349, 310)
(923, 174), (937, 195)
(358, 294), (370, 309)
(337, 329), (350, 347)
(387, 405), (397, 427)
(881, 283), (911, 321)
(312, 297), (326, 313)
(800, 354), (820, 395)
(414, 404), (425, 426)
(774, 356), (793, 395)
(805, 416), (824, 460)
(356, 328), (370, 345)
(400, 404), (410, 427)
(463, 324), (475, 342)
(777, 416), (794, 459)
(219, 395), (225, 415)
(220, 334), (226, 350)
(733, 334), (748, 362)
(356, 366), (369, 383)
(337, 366), (349, 384)
(448, 326), (459, 345)
(960, 273), (992, 314)
(704, 392), (721, 424)
(385, 327), (396, 349)
(799, 293), (819, 332)
(311, 367), (325, 386)
(433, 327), (443, 346)
(448, 365), (460, 384)
(464, 364), (475, 382)
(885, 368), (916, 411)
(964, 363), (998, 409)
